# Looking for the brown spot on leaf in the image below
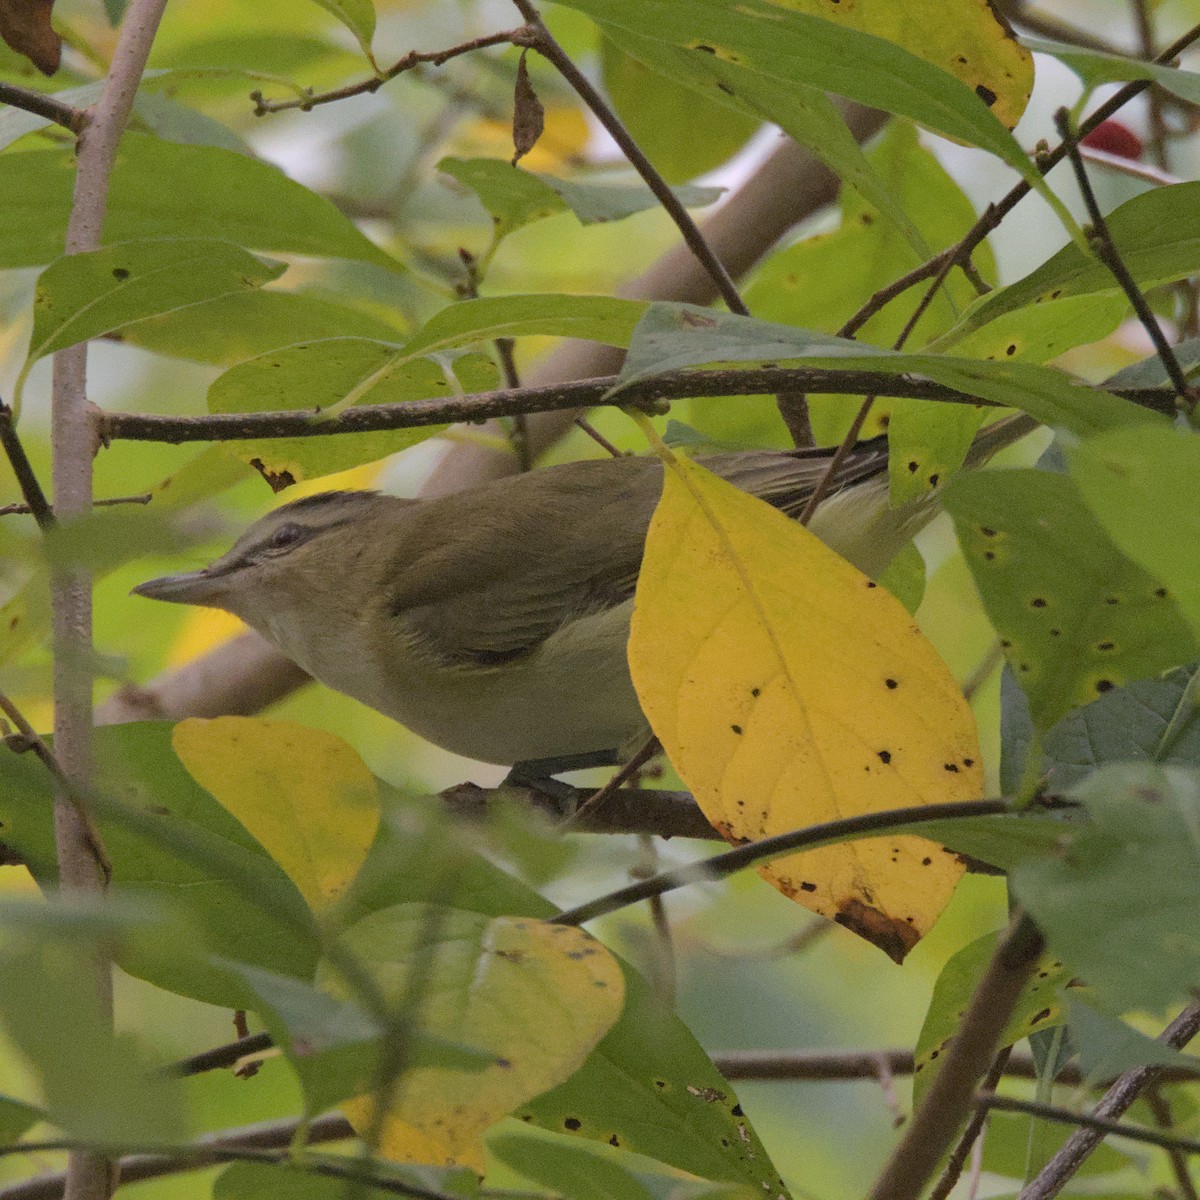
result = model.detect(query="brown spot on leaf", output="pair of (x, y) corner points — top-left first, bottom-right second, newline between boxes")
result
(834, 898), (920, 963)
(564, 1117), (581, 1130)
(877, 750), (892, 764)
(249, 458), (295, 493)
(976, 84), (998, 106)
(799, 881), (817, 893)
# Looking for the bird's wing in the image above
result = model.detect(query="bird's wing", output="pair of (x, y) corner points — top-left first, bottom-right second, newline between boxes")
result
(380, 438), (894, 667)
(380, 456), (660, 667)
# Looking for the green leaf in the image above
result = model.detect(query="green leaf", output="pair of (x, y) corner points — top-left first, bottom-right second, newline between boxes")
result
(318, 905), (624, 1171)
(982, 1108), (1133, 1181)
(944, 468), (1197, 730)
(618, 304), (1162, 437)
(0, 1094), (43, 1142)
(1069, 425), (1200, 641)
(913, 931), (1073, 1106)
(207, 342), (475, 484)
(940, 182), (1200, 343)
(0, 132), (398, 269)
(25, 238), (284, 366)
(490, 1128), (759, 1200)
(1025, 36), (1200, 106)
(548, 0), (1041, 186)
(0, 723), (319, 1007)
(0, 904), (189, 1147)
(1000, 665), (1200, 796)
(214, 1158), (479, 1200)
(1067, 998), (1200, 1084)
(405, 293), (647, 356)
(600, 38), (759, 183)
(227, 961), (493, 1113)
(1013, 762), (1200, 1012)
(308, 0), (375, 59)
(876, 540), (925, 615)
(519, 964), (786, 1195)
(910, 812), (1073, 872)
(439, 156), (721, 241)
(598, 27), (930, 257)
(116, 287), (409, 366)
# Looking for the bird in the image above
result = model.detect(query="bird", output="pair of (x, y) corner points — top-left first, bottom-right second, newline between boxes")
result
(133, 415), (1034, 768)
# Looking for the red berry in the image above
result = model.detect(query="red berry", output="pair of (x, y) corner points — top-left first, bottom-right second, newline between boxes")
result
(1081, 120), (1144, 160)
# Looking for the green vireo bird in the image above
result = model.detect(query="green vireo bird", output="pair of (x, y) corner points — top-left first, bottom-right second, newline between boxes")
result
(133, 416), (1033, 766)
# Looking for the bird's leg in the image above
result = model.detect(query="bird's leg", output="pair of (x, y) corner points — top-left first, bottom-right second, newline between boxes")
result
(503, 749), (622, 804)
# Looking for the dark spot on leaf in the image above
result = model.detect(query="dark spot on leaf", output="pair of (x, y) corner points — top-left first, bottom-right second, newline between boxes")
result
(730, 724), (743, 735)
(944, 763), (960, 773)
(922, 857), (932, 866)
(1155, 587), (1169, 598)
(799, 881), (817, 893)
(112, 267), (130, 280)
(929, 473), (940, 487)
(907, 460), (919, 473)
(835, 898), (920, 963)
(866, 580), (878, 588)
(731, 1104), (743, 1116)
(1105, 596), (1120, 605)
(975, 84), (997, 105)
(877, 750), (892, 764)
(980, 526), (997, 537)
(1031, 597), (1048, 608)
(717, 81), (734, 95)
(885, 678), (898, 689)
(1019, 663), (1030, 673)
(564, 1117), (582, 1130)
(1006, 344), (1017, 356)
(1050, 628), (1061, 637)
(1030, 1007), (1052, 1024)
(1000, 639), (1012, 648)
(1096, 679), (1115, 693)
(984, 551), (995, 561)
(694, 43), (716, 53)
(654, 1079), (667, 1089)
(609, 1135), (620, 1146)
(1097, 641), (1115, 651)
(963, 758), (975, 767)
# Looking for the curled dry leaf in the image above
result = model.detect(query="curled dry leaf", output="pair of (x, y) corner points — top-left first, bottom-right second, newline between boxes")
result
(0, 0), (61, 74)
(512, 50), (546, 167)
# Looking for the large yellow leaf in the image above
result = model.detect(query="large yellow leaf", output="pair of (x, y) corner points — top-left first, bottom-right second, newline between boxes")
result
(764, 0), (1032, 130)
(173, 717), (379, 912)
(628, 458), (981, 962)
(333, 908), (624, 1171)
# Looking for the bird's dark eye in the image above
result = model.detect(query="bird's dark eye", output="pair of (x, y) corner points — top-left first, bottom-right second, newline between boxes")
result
(265, 522), (305, 552)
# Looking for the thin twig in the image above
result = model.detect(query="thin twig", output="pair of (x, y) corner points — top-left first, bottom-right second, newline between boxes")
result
(1055, 107), (1196, 414)
(0, 400), (54, 531)
(1131, 0), (1171, 171)
(552, 798), (1010, 927)
(563, 733), (660, 830)
(573, 417), (624, 458)
(0, 691), (111, 880)
(1021, 1000), (1200, 1199)
(0, 81), (86, 133)
(929, 1048), (1013, 1200)
(984, 1092), (1200, 1159)
(867, 913), (1045, 1200)
(1147, 1088), (1200, 1200)
(95, 368), (1178, 446)
(510, 0), (748, 317)
(0, 492), (151, 518)
(1080, 144), (1183, 187)
(0, 1115), (353, 1200)
(252, 28), (530, 114)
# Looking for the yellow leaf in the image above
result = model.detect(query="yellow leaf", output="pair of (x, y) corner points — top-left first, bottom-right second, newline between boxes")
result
(628, 458), (981, 962)
(331, 910), (623, 1170)
(172, 717), (379, 911)
(762, 0), (1032, 130)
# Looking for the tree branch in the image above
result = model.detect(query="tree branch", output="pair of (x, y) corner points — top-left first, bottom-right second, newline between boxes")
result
(0, 400), (54, 531)
(867, 913), (1045, 1200)
(1055, 106), (1195, 414)
(49, 4), (171, 1197)
(251, 28), (531, 114)
(1020, 1000), (1200, 1199)
(98, 369), (1176, 444)
(553, 799), (1010, 927)
(0, 81), (85, 133)
(511, 0), (748, 317)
